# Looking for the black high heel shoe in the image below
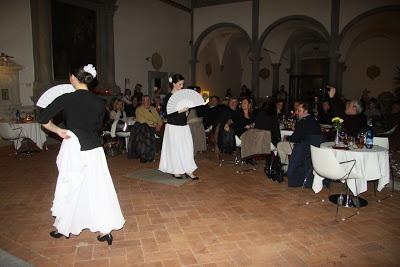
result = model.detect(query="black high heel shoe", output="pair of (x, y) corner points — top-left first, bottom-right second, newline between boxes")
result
(97, 233), (113, 245)
(49, 231), (69, 239)
(172, 174), (183, 179)
(185, 173), (199, 180)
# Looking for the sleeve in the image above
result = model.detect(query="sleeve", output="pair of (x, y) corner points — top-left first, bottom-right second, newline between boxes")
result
(37, 95), (66, 124)
(271, 117), (281, 146)
(135, 107), (147, 124)
(97, 107), (105, 130)
(287, 120), (304, 143)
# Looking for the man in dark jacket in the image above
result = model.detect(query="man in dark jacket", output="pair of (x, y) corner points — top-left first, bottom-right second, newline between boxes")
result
(277, 101), (321, 170)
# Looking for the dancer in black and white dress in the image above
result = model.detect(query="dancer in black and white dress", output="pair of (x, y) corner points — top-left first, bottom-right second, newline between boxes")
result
(159, 74), (199, 180)
(38, 64), (125, 245)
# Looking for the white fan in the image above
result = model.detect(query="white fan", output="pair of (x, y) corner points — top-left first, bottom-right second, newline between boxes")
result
(166, 89), (205, 115)
(36, 84), (75, 108)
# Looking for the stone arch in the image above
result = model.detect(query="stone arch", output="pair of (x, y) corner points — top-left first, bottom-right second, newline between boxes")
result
(193, 22), (251, 61)
(259, 15), (330, 60)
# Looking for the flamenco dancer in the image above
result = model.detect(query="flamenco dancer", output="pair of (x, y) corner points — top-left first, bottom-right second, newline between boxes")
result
(37, 64), (125, 245)
(159, 74), (199, 180)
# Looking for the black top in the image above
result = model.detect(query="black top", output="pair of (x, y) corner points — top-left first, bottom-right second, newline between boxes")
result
(318, 110), (334, 125)
(254, 111), (281, 146)
(163, 93), (187, 126)
(343, 113), (367, 137)
(287, 114), (321, 143)
(37, 90), (105, 151)
(233, 112), (253, 137)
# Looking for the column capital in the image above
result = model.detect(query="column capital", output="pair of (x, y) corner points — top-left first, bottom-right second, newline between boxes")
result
(271, 62), (281, 68)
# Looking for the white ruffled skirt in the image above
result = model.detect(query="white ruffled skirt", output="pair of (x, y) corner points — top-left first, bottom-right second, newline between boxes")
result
(52, 131), (125, 236)
(159, 124), (197, 175)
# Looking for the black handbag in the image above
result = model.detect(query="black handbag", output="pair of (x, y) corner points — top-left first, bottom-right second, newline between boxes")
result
(103, 141), (121, 157)
(264, 153), (284, 183)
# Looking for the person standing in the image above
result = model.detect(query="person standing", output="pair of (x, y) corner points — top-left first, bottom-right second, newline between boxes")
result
(159, 74), (199, 180)
(37, 64), (125, 245)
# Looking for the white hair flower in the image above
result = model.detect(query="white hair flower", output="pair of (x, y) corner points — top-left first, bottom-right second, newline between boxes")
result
(168, 77), (173, 83)
(83, 64), (97, 78)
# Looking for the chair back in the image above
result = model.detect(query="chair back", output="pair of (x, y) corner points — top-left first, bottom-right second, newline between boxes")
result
(373, 137), (389, 150)
(0, 122), (21, 140)
(310, 145), (348, 181)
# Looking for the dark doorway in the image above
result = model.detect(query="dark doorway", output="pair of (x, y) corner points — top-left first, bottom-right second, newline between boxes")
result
(51, 0), (96, 80)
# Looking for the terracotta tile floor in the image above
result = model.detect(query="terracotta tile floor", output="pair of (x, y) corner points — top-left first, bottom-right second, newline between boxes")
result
(1, 145), (400, 266)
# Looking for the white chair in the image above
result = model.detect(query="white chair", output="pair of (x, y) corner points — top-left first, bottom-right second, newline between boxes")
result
(372, 137), (393, 202)
(0, 122), (24, 155)
(311, 145), (360, 221)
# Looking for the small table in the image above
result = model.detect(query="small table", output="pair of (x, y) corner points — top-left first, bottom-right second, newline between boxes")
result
(312, 142), (390, 207)
(13, 121), (47, 150)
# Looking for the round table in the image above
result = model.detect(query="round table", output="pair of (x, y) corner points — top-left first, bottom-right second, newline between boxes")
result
(312, 142), (390, 207)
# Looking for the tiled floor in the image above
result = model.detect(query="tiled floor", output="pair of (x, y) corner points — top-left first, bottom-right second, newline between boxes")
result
(1, 145), (400, 266)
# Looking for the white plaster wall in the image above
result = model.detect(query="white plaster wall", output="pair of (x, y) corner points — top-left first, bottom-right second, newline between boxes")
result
(340, 0), (400, 32)
(196, 41), (223, 96)
(342, 37), (400, 99)
(196, 40), (245, 98)
(259, 0), (331, 36)
(0, 0), (34, 106)
(193, 2), (252, 42)
(114, 0), (191, 94)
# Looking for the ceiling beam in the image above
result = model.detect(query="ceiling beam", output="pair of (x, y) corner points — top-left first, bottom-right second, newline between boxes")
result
(194, 0), (250, 8)
(158, 0), (192, 12)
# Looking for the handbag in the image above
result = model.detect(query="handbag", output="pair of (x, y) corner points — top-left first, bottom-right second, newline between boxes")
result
(264, 153), (284, 183)
(103, 141), (121, 157)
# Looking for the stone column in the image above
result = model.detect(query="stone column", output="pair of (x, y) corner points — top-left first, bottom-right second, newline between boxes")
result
(190, 3), (197, 85)
(336, 61), (346, 95)
(328, 0), (340, 87)
(30, 0), (53, 103)
(97, 0), (118, 93)
(271, 63), (281, 96)
(251, 0), (260, 98)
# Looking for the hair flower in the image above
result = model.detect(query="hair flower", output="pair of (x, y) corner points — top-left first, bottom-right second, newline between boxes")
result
(83, 64), (97, 78)
(168, 77), (173, 83)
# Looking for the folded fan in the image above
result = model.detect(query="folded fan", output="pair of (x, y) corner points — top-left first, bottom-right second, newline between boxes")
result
(36, 84), (75, 108)
(166, 89), (205, 115)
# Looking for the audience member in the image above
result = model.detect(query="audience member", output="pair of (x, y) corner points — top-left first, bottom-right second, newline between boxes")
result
(233, 98), (254, 138)
(110, 99), (127, 122)
(318, 99), (334, 125)
(135, 95), (163, 132)
(123, 89), (134, 117)
(364, 97), (382, 125)
(277, 102), (321, 170)
(133, 83), (143, 104)
(343, 100), (367, 136)
(254, 100), (281, 146)
(276, 100), (285, 121)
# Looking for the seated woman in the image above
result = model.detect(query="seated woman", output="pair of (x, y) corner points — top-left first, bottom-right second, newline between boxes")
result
(233, 98), (254, 138)
(254, 100), (281, 146)
(276, 100), (285, 122)
(343, 100), (367, 137)
(110, 99), (127, 122)
(318, 99), (334, 125)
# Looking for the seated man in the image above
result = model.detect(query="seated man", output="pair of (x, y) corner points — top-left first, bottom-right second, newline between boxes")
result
(277, 101), (321, 171)
(135, 95), (163, 133)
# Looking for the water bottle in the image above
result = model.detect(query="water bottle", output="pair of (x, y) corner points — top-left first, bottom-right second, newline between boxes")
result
(365, 120), (374, 149)
(16, 110), (20, 122)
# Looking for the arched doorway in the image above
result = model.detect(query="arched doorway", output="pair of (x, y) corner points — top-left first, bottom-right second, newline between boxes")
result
(339, 6), (400, 100)
(193, 23), (251, 98)
(259, 16), (329, 106)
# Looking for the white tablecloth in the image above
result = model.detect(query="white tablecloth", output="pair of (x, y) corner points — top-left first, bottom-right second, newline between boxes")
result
(280, 130), (293, 139)
(14, 122), (47, 150)
(312, 142), (390, 195)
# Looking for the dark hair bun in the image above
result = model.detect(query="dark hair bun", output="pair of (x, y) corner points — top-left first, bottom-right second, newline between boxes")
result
(82, 72), (94, 84)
